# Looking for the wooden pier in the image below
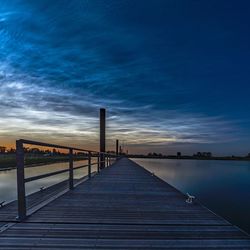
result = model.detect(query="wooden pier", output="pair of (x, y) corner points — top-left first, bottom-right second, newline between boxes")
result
(0, 158), (249, 249)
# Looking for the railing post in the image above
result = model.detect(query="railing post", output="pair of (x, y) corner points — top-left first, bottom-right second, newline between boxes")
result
(88, 151), (91, 178)
(16, 140), (26, 221)
(97, 153), (100, 173)
(103, 153), (105, 168)
(69, 148), (74, 190)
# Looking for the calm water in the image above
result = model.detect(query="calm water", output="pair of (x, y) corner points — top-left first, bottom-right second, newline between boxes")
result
(0, 160), (96, 203)
(133, 158), (250, 234)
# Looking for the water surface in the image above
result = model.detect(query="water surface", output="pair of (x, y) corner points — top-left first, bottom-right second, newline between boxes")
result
(0, 159), (96, 203)
(133, 158), (250, 234)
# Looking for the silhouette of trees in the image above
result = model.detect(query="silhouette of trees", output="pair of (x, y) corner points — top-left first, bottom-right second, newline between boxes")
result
(0, 146), (6, 154)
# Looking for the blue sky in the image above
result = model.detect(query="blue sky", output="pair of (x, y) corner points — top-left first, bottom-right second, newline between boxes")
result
(0, 0), (250, 155)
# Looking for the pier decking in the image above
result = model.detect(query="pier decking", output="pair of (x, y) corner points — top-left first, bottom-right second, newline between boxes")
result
(0, 158), (249, 249)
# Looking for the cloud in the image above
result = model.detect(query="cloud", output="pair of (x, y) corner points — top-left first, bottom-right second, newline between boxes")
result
(0, 0), (249, 154)
(0, 69), (238, 151)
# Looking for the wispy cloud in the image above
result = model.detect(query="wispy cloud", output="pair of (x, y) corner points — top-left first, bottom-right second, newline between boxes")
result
(0, 1), (249, 154)
(0, 76), (239, 152)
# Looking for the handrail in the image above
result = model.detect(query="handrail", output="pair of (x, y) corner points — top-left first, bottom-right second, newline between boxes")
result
(25, 162), (101, 183)
(25, 168), (70, 183)
(72, 164), (89, 171)
(16, 139), (118, 221)
(18, 139), (115, 155)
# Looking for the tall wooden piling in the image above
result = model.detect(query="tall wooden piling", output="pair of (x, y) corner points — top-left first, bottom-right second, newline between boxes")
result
(116, 139), (119, 156)
(100, 108), (106, 169)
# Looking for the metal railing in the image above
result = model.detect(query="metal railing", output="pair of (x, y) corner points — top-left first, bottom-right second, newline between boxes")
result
(16, 139), (117, 220)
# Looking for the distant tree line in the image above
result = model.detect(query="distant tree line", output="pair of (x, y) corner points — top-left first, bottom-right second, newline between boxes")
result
(0, 146), (89, 156)
(129, 151), (250, 160)
(2, 145), (250, 159)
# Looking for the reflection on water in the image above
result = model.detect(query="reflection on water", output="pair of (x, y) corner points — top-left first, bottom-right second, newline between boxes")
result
(0, 159), (97, 203)
(133, 158), (250, 234)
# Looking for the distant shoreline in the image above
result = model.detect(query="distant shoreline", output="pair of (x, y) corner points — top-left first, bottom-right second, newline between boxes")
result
(1, 154), (250, 172)
(128, 155), (250, 162)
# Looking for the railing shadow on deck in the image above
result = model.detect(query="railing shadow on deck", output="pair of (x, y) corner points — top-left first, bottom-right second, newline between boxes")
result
(16, 139), (118, 221)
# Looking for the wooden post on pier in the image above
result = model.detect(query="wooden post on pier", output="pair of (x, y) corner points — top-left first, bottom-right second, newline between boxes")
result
(116, 139), (119, 156)
(100, 108), (106, 169)
(69, 148), (74, 190)
(88, 152), (91, 178)
(16, 140), (26, 220)
(97, 153), (100, 173)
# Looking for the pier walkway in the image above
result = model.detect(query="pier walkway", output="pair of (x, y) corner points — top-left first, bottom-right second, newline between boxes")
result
(0, 158), (249, 249)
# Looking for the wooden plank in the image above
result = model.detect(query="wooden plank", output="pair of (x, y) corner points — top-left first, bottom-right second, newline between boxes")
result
(0, 237), (249, 249)
(2, 223), (248, 239)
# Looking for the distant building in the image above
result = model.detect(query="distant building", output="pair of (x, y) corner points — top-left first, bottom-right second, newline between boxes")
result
(194, 152), (212, 158)
(206, 152), (212, 158)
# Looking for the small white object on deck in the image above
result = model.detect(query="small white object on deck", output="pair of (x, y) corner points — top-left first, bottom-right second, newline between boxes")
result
(186, 193), (195, 204)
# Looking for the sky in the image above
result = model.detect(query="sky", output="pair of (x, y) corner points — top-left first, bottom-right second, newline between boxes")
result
(0, 0), (250, 155)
